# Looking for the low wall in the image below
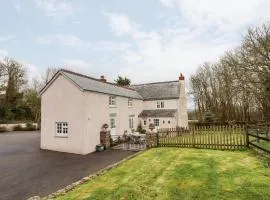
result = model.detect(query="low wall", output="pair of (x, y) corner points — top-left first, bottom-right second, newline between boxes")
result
(0, 123), (38, 131)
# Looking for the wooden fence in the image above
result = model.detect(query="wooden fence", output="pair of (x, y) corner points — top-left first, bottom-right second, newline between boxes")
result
(157, 125), (246, 150)
(246, 125), (270, 154)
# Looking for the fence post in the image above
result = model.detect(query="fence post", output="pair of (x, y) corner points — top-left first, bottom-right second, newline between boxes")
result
(192, 128), (195, 147)
(245, 124), (249, 147)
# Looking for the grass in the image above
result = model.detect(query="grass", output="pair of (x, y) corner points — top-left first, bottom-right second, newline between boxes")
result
(55, 148), (270, 200)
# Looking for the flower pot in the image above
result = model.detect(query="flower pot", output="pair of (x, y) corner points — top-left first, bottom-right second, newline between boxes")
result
(96, 144), (104, 152)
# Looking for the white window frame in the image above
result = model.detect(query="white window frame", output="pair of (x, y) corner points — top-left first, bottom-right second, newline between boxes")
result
(128, 98), (133, 107)
(109, 96), (116, 107)
(55, 122), (68, 137)
(157, 101), (165, 109)
(143, 120), (147, 126)
(110, 118), (116, 129)
(129, 116), (134, 129)
(153, 119), (160, 127)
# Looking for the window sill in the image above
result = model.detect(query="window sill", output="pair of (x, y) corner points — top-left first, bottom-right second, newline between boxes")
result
(55, 135), (68, 138)
(128, 106), (133, 108)
(109, 105), (117, 108)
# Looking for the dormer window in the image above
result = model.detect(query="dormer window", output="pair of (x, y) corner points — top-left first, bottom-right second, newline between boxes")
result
(157, 101), (165, 109)
(128, 98), (133, 107)
(109, 96), (116, 107)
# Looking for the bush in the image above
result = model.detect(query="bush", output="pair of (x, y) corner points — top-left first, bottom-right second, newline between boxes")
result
(136, 123), (146, 134)
(25, 123), (37, 131)
(13, 123), (37, 131)
(0, 126), (7, 133)
(13, 125), (24, 131)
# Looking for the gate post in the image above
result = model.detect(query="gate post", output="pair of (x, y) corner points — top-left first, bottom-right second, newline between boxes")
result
(100, 130), (110, 149)
(146, 131), (158, 148)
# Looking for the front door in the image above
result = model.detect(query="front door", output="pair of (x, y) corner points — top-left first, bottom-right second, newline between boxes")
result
(110, 117), (116, 135)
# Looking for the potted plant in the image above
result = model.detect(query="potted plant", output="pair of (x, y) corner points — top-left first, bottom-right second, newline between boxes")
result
(96, 144), (104, 152)
(102, 123), (109, 131)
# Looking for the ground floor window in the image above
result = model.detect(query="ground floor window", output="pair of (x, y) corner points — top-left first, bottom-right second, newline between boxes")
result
(129, 116), (134, 129)
(55, 122), (68, 137)
(143, 120), (147, 126)
(153, 119), (160, 127)
(110, 118), (116, 129)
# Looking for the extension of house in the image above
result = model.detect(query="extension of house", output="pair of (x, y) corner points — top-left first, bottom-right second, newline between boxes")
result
(39, 69), (188, 154)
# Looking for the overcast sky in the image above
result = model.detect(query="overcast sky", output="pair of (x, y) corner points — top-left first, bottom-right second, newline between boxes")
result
(0, 0), (269, 85)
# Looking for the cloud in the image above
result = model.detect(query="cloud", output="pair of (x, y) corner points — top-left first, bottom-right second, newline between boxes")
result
(160, 0), (270, 31)
(34, 0), (75, 21)
(92, 41), (130, 51)
(61, 59), (92, 72)
(159, 0), (175, 7)
(36, 34), (86, 47)
(12, 0), (21, 12)
(0, 35), (16, 42)
(103, 2), (270, 83)
(102, 11), (138, 36)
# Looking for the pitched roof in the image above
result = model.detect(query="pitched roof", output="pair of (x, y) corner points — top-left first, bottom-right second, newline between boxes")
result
(138, 109), (177, 118)
(131, 81), (179, 100)
(40, 69), (143, 99)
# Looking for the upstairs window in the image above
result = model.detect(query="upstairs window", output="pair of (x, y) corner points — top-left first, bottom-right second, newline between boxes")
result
(109, 96), (116, 106)
(143, 120), (147, 126)
(56, 122), (68, 137)
(157, 101), (165, 109)
(153, 119), (160, 127)
(128, 98), (133, 107)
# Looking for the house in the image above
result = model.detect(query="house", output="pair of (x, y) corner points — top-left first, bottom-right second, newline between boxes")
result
(40, 69), (188, 154)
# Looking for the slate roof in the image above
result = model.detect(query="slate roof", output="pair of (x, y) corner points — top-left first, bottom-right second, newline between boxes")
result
(61, 70), (143, 99)
(131, 81), (179, 100)
(40, 69), (180, 101)
(40, 69), (142, 99)
(138, 109), (177, 118)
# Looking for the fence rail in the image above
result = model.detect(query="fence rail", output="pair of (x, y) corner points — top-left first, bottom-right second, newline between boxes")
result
(157, 125), (246, 150)
(246, 125), (270, 154)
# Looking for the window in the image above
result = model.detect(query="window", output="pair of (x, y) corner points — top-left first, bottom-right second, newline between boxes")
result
(129, 116), (134, 129)
(128, 98), (133, 107)
(110, 118), (116, 129)
(157, 101), (165, 108)
(56, 122), (68, 137)
(109, 96), (116, 106)
(143, 120), (147, 126)
(168, 120), (171, 124)
(154, 119), (160, 127)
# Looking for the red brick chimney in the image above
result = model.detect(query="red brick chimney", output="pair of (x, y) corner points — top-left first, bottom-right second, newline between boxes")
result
(179, 73), (185, 80)
(100, 75), (107, 82)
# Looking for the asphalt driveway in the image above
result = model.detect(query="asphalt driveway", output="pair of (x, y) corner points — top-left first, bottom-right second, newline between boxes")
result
(0, 131), (135, 200)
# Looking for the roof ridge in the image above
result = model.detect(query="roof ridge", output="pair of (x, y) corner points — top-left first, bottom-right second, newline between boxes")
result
(60, 69), (136, 91)
(131, 80), (178, 86)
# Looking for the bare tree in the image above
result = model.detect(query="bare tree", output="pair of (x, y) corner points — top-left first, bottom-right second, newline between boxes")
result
(190, 22), (270, 122)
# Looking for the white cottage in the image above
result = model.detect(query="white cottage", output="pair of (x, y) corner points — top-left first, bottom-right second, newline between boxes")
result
(40, 69), (188, 154)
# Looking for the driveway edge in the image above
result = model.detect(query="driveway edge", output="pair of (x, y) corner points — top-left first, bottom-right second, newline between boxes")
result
(27, 150), (145, 200)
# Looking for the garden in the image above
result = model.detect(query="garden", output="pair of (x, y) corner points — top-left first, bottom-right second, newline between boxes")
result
(55, 148), (270, 200)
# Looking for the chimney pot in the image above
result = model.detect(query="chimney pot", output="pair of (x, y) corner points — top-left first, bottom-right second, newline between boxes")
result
(179, 73), (185, 80)
(100, 75), (106, 82)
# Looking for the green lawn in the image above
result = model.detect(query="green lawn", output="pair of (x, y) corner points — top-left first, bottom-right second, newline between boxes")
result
(56, 148), (270, 200)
